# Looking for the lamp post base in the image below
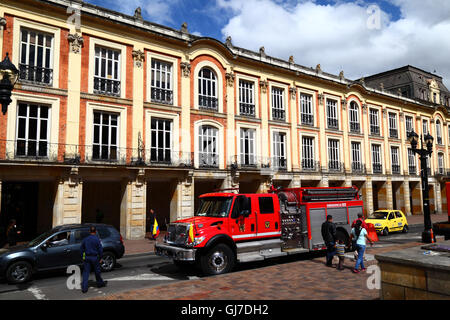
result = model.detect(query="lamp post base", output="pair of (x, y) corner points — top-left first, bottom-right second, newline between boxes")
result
(421, 229), (435, 243)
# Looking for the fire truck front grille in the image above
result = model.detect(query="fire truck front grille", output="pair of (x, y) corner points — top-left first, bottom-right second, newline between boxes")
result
(166, 223), (190, 245)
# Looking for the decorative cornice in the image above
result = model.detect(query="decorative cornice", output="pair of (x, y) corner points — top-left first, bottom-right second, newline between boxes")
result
(132, 49), (145, 68)
(67, 33), (84, 54)
(180, 62), (191, 77)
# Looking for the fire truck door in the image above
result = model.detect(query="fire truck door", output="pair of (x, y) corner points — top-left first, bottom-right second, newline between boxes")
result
(256, 196), (279, 236)
(229, 195), (256, 240)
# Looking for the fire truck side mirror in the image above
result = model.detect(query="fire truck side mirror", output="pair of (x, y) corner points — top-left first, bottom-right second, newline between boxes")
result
(240, 209), (251, 217)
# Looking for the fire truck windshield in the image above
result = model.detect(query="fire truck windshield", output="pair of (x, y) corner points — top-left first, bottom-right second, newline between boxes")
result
(195, 197), (233, 218)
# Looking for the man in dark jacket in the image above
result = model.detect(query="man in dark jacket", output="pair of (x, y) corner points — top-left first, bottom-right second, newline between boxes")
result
(80, 226), (106, 293)
(321, 215), (337, 267)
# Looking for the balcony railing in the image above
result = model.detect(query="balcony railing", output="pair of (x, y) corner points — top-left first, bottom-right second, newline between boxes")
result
(349, 122), (360, 133)
(272, 109), (286, 121)
(409, 165), (417, 175)
(389, 128), (398, 139)
(19, 64), (53, 85)
(199, 96), (219, 111)
(229, 155), (288, 172)
(239, 103), (255, 117)
(1, 140), (194, 167)
(301, 114), (314, 126)
(328, 160), (343, 172)
(94, 77), (121, 96)
(327, 118), (339, 129)
(352, 162), (366, 174)
(372, 163), (383, 174)
(437, 137), (443, 145)
(199, 153), (219, 168)
(370, 125), (380, 135)
(391, 164), (401, 174)
(436, 167), (445, 175)
(151, 88), (173, 105)
(301, 159), (320, 172)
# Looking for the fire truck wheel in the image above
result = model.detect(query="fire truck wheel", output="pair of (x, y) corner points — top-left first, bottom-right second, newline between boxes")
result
(200, 244), (235, 275)
(382, 228), (389, 236)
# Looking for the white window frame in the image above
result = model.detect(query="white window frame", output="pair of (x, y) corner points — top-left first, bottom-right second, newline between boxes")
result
(147, 52), (179, 106)
(351, 141), (362, 171)
(239, 128), (256, 166)
(93, 45), (121, 96)
(388, 112), (398, 138)
(405, 115), (413, 135)
(326, 99), (339, 129)
(348, 101), (360, 132)
(193, 61), (223, 113)
(236, 74), (258, 118)
(408, 148), (416, 174)
(328, 138), (340, 169)
(194, 120), (224, 169)
(271, 86), (286, 121)
(390, 146), (400, 173)
(13, 18), (60, 89)
(150, 118), (173, 163)
(371, 144), (382, 173)
(300, 92), (314, 126)
(369, 108), (380, 135)
(438, 153), (445, 174)
(238, 79), (255, 117)
(436, 119), (442, 144)
(89, 38), (127, 99)
(15, 102), (51, 158)
(272, 131), (287, 169)
(92, 111), (119, 161)
(301, 136), (315, 169)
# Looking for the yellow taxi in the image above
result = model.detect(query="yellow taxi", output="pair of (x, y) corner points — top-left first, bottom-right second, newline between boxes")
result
(365, 210), (409, 236)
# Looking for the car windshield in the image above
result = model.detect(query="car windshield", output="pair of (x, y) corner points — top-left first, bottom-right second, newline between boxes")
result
(27, 229), (56, 247)
(369, 212), (389, 220)
(195, 197), (233, 218)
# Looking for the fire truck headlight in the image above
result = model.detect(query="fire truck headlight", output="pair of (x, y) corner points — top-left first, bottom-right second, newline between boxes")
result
(193, 236), (206, 246)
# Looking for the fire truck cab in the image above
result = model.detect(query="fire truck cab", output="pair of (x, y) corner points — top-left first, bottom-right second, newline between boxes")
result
(155, 186), (363, 275)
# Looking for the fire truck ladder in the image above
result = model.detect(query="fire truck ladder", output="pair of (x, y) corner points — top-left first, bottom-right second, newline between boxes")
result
(301, 187), (358, 202)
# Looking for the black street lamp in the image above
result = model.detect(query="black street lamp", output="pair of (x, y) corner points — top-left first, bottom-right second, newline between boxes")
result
(0, 52), (19, 115)
(407, 129), (435, 243)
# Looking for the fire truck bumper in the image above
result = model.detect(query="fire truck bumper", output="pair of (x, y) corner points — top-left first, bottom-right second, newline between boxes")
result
(155, 242), (197, 261)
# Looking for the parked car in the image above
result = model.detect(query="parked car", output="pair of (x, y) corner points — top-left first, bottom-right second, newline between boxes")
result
(365, 210), (409, 236)
(0, 223), (125, 284)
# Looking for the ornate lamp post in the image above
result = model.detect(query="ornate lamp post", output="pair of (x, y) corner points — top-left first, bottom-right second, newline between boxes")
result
(0, 53), (19, 115)
(407, 130), (435, 243)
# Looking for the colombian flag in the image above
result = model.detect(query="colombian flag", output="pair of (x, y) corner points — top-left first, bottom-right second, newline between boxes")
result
(152, 217), (160, 239)
(188, 223), (195, 244)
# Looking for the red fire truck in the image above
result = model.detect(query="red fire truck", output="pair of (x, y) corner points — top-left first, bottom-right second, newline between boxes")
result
(155, 186), (364, 275)
(433, 182), (450, 240)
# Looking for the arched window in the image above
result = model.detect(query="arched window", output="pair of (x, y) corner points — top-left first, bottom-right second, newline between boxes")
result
(349, 101), (360, 133)
(198, 125), (218, 167)
(198, 68), (218, 111)
(436, 119), (442, 144)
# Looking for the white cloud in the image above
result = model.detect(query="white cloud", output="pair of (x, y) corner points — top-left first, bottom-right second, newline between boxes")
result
(217, 0), (450, 88)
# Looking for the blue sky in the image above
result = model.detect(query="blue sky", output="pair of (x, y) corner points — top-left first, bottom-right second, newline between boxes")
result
(84, 0), (450, 86)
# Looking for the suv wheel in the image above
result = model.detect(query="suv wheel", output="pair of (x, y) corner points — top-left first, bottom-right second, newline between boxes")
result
(200, 244), (235, 276)
(6, 261), (32, 284)
(101, 252), (116, 272)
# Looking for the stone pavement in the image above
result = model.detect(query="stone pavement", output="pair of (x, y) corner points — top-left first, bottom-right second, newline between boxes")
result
(95, 241), (426, 300)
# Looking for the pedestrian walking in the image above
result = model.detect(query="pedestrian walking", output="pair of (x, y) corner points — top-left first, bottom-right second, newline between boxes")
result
(81, 226), (107, 293)
(349, 220), (374, 273)
(321, 215), (337, 267)
(351, 213), (368, 252)
(336, 239), (346, 270)
(6, 219), (21, 247)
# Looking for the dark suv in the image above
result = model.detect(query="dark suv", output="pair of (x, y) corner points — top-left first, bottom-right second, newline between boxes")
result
(0, 224), (125, 284)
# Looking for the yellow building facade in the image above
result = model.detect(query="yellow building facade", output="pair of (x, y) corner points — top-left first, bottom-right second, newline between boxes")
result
(0, 0), (449, 240)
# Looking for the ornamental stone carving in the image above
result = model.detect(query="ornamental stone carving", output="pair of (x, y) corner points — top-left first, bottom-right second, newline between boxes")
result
(259, 46), (266, 58)
(132, 49), (145, 68)
(180, 22), (188, 34)
(289, 87), (296, 100)
(134, 7), (143, 21)
(0, 17), (6, 28)
(225, 72), (235, 87)
(67, 33), (84, 54)
(318, 93), (324, 105)
(180, 62), (191, 77)
(341, 98), (347, 109)
(225, 36), (233, 48)
(259, 80), (268, 93)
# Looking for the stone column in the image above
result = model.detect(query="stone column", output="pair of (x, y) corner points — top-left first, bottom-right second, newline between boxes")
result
(319, 175), (329, 187)
(53, 168), (83, 226)
(361, 177), (373, 217)
(173, 172), (194, 220)
(434, 181), (442, 215)
(411, 181), (423, 215)
(344, 178), (352, 187)
(260, 79), (270, 161)
(386, 179), (393, 210)
(180, 59), (191, 156)
(120, 170), (146, 240)
(131, 48), (145, 159)
(402, 179), (412, 216)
